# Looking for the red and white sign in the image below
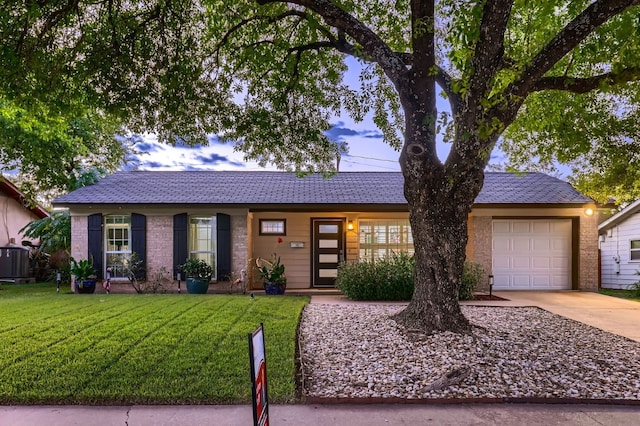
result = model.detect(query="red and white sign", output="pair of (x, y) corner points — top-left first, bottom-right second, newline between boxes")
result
(249, 324), (269, 426)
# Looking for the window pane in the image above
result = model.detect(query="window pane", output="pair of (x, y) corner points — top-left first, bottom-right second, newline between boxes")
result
(260, 219), (286, 235)
(631, 240), (640, 250)
(358, 220), (414, 262)
(105, 215), (131, 279)
(632, 251), (640, 260)
(189, 216), (217, 279)
(319, 224), (339, 234)
(318, 239), (338, 248)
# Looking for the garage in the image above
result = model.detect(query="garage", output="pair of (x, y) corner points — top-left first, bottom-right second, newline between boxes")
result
(492, 219), (572, 290)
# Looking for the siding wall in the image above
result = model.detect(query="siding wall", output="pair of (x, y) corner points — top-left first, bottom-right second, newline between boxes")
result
(0, 194), (43, 246)
(251, 211), (411, 289)
(600, 213), (640, 289)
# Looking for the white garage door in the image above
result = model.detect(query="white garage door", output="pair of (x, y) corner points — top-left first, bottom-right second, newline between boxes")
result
(492, 219), (572, 290)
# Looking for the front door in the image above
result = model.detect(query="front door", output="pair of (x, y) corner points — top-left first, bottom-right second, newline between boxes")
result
(312, 219), (344, 287)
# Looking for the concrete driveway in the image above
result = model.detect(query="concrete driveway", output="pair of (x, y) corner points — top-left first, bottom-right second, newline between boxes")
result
(468, 291), (640, 342)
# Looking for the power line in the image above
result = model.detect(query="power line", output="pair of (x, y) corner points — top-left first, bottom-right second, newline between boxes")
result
(341, 159), (399, 170)
(347, 154), (398, 163)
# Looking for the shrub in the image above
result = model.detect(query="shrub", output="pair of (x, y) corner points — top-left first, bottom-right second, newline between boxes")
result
(337, 253), (414, 301)
(337, 254), (485, 301)
(459, 261), (485, 301)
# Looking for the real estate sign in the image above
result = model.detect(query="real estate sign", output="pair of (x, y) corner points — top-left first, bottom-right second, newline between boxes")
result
(249, 323), (269, 426)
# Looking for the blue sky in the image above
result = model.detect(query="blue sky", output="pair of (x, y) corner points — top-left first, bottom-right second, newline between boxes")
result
(125, 59), (505, 173)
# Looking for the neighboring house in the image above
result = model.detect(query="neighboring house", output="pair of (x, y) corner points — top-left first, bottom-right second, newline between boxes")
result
(0, 177), (50, 246)
(599, 199), (640, 289)
(52, 171), (598, 292)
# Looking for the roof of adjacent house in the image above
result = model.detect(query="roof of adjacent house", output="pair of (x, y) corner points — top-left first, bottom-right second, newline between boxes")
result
(52, 171), (592, 207)
(598, 199), (640, 232)
(1, 177), (49, 219)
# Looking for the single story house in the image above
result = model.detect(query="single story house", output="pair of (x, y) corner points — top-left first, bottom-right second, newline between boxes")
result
(0, 177), (50, 246)
(599, 199), (640, 289)
(52, 171), (598, 291)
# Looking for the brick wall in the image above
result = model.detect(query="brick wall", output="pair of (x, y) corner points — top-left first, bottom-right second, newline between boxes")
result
(470, 215), (492, 291)
(146, 216), (174, 279)
(70, 215), (88, 261)
(579, 213), (599, 291)
(230, 215), (248, 280)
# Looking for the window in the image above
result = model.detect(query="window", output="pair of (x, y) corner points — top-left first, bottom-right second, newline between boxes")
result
(359, 220), (414, 261)
(105, 215), (131, 278)
(259, 219), (286, 236)
(631, 240), (640, 260)
(189, 216), (217, 279)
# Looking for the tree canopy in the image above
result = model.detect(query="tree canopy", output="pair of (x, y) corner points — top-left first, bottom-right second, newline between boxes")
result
(2, 0), (640, 331)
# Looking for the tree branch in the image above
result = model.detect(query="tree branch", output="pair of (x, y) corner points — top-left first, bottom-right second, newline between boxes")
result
(436, 66), (462, 117)
(532, 67), (640, 93)
(468, 0), (515, 98)
(257, 0), (408, 86)
(510, 0), (640, 98)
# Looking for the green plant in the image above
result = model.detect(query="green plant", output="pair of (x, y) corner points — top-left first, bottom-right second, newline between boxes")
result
(459, 261), (484, 301)
(337, 253), (414, 301)
(337, 255), (484, 301)
(19, 211), (70, 255)
(257, 255), (286, 284)
(70, 258), (96, 283)
(180, 258), (213, 279)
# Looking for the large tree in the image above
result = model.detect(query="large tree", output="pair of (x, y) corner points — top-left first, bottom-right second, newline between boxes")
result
(3, 0), (640, 332)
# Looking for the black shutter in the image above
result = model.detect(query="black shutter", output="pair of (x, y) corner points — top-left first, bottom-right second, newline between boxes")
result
(131, 213), (146, 281)
(173, 213), (188, 279)
(87, 213), (103, 280)
(217, 213), (231, 280)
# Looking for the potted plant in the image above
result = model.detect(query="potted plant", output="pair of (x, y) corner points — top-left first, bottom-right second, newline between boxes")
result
(70, 258), (97, 294)
(257, 255), (287, 295)
(180, 258), (213, 294)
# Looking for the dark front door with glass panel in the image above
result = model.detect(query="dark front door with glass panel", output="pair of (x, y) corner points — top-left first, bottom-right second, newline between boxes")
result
(312, 219), (344, 287)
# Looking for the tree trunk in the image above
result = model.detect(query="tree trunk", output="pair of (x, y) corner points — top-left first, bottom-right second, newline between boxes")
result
(393, 166), (478, 334)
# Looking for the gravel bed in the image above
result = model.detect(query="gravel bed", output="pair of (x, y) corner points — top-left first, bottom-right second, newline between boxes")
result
(299, 304), (640, 400)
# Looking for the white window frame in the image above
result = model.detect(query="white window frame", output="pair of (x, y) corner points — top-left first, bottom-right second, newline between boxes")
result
(630, 239), (640, 261)
(189, 216), (217, 280)
(104, 215), (131, 279)
(358, 219), (414, 262)
(259, 219), (286, 236)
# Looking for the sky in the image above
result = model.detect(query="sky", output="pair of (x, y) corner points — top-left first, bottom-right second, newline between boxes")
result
(125, 59), (505, 173)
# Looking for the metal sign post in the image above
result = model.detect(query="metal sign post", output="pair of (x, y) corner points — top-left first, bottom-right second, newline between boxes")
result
(248, 323), (269, 426)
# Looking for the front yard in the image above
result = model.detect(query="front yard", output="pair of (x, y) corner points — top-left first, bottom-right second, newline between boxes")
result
(0, 282), (308, 405)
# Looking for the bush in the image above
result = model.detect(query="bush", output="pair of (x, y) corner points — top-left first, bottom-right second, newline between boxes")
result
(337, 254), (485, 301)
(459, 261), (484, 301)
(337, 253), (414, 301)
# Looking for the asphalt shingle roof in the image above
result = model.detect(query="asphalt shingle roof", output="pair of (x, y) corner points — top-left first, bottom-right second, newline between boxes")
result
(52, 171), (592, 206)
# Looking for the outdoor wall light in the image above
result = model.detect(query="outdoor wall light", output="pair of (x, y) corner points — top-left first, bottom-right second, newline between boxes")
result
(347, 220), (354, 231)
(584, 208), (594, 216)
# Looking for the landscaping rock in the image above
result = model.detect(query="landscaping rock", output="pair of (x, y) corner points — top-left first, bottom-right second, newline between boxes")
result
(299, 305), (640, 400)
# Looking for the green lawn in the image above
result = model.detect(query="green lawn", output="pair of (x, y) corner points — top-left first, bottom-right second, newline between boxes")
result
(0, 282), (308, 405)
(598, 288), (640, 301)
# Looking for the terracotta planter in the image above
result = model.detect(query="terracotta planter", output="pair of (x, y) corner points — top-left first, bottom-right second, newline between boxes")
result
(186, 277), (210, 294)
(74, 279), (96, 294)
(264, 281), (286, 295)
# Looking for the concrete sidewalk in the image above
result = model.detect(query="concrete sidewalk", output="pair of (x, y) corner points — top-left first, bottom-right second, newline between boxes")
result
(2, 403), (640, 426)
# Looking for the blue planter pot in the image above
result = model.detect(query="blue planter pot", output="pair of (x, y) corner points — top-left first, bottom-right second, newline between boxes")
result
(186, 277), (210, 294)
(74, 279), (96, 294)
(264, 281), (286, 295)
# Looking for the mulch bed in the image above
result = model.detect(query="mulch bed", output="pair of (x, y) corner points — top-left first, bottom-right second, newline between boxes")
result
(472, 294), (508, 301)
